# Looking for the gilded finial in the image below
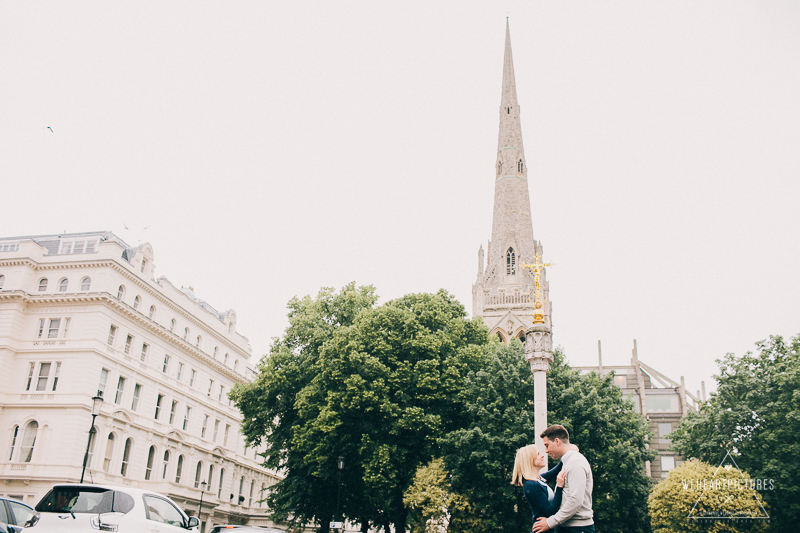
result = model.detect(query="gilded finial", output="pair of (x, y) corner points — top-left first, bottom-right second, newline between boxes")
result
(522, 254), (551, 324)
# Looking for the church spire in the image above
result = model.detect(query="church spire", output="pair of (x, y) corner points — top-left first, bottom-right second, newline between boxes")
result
(501, 18), (519, 110)
(473, 20), (551, 345)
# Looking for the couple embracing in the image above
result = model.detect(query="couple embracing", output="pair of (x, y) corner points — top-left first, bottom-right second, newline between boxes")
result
(511, 425), (595, 533)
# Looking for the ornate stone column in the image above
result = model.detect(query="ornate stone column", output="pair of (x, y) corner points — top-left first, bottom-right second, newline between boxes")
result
(525, 322), (553, 471)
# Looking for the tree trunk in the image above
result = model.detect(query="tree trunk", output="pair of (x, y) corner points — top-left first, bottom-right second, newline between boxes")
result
(393, 506), (408, 533)
(360, 521), (370, 533)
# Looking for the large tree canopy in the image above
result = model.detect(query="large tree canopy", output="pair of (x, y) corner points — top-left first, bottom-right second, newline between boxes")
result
(670, 334), (800, 531)
(231, 284), (489, 532)
(439, 341), (654, 533)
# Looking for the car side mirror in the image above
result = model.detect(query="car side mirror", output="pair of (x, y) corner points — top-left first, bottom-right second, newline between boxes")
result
(187, 516), (200, 528)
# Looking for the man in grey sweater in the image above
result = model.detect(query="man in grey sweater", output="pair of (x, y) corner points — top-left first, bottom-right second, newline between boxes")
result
(532, 425), (595, 533)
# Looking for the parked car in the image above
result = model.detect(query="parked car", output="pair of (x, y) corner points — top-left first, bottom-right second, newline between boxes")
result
(0, 496), (36, 533)
(28, 483), (199, 532)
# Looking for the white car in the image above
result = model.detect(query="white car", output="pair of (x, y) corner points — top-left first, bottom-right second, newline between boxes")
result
(28, 484), (199, 532)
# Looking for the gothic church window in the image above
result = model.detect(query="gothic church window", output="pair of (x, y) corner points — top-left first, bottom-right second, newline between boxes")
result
(506, 248), (516, 275)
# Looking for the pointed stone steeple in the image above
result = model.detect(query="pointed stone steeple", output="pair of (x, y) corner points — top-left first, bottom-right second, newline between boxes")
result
(472, 20), (551, 343)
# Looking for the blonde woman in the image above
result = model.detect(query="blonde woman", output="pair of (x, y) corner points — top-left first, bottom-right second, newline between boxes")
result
(512, 443), (576, 532)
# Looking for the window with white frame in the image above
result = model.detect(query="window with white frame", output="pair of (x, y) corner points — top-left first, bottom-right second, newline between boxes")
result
(52, 362), (61, 391)
(58, 278), (68, 292)
(38, 278), (48, 291)
(201, 414), (209, 438)
(59, 239), (98, 254)
(131, 383), (142, 411)
(218, 469), (225, 498)
(98, 368), (109, 397)
(108, 325), (117, 346)
(189, 369), (196, 387)
(18, 421), (38, 462)
(133, 296), (140, 311)
(63, 317), (71, 338)
(162, 354), (170, 373)
(218, 385), (225, 402)
(170, 319), (176, 333)
(183, 327), (189, 341)
(194, 461), (203, 488)
(234, 360), (238, 373)
(8, 426), (18, 461)
(169, 400), (178, 425)
(117, 285), (125, 300)
(36, 362), (51, 391)
(47, 318), (61, 339)
(0, 274), (5, 289)
(25, 362), (35, 390)
(145, 445), (156, 480)
(224, 424), (230, 446)
(176, 362), (184, 381)
(140, 258), (148, 273)
(149, 305), (156, 320)
(183, 406), (191, 431)
(213, 346), (218, 359)
(102, 433), (115, 472)
(213, 419), (220, 442)
(661, 455), (675, 475)
(120, 438), (133, 477)
(0, 243), (18, 252)
(155, 394), (164, 420)
(207, 379), (214, 397)
(115, 376), (126, 404)
(140, 343), (149, 362)
(124, 334), (134, 355)
(162, 450), (170, 479)
(175, 455), (184, 483)
(80, 277), (91, 291)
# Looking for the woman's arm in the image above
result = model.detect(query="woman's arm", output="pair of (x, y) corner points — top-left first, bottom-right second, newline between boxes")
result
(522, 481), (552, 518)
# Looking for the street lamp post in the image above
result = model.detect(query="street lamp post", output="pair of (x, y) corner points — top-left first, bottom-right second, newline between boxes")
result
(334, 456), (344, 531)
(80, 395), (104, 483)
(198, 480), (207, 532)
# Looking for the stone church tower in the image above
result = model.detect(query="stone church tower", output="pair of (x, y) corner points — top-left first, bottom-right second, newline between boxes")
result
(473, 21), (552, 343)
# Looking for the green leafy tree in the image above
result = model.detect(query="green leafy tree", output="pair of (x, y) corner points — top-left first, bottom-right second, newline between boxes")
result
(670, 334), (800, 531)
(232, 285), (489, 532)
(440, 341), (654, 533)
(403, 458), (471, 533)
(649, 459), (769, 532)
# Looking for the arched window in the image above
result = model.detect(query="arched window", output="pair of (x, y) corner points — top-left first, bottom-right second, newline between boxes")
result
(223, 353), (229, 366)
(170, 319), (176, 333)
(19, 421), (39, 463)
(58, 278), (69, 292)
(133, 296), (140, 311)
(149, 305), (156, 320)
(120, 438), (133, 477)
(194, 461), (203, 488)
(238, 476), (245, 503)
(213, 347), (218, 359)
(0, 274), (5, 290)
(518, 331), (526, 342)
(183, 327), (189, 341)
(260, 482), (266, 507)
(86, 426), (98, 468)
(162, 450), (171, 479)
(38, 278), (48, 291)
(218, 468), (225, 498)
(496, 331), (504, 343)
(103, 433), (115, 472)
(249, 479), (254, 507)
(80, 277), (91, 291)
(196, 335), (201, 349)
(8, 425), (19, 461)
(506, 247), (516, 275)
(518, 159), (523, 172)
(208, 464), (215, 490)
(117, 285), (125, 300)
(145, 445), (156, 480)
(175, 454), (184, 483)
(233, 360), (238, 373)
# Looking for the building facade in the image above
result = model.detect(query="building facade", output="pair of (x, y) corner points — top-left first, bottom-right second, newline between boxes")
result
(472, 21), (553, 343)
(0, 231), (282, 531)
(575, 340), (705, 481)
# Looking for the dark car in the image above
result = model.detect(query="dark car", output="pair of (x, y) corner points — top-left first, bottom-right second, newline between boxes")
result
(209, 527), (285, 533)
(0, 497), (37, 533)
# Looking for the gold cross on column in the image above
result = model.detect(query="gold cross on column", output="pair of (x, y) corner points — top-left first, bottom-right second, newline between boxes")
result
(521, 254), (551, 324)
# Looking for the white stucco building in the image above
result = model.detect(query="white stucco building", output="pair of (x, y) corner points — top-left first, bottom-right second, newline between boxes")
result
(0, 231), (282, 531)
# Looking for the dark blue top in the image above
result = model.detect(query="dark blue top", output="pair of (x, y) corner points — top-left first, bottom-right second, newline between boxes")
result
(522, 461), (564, 529)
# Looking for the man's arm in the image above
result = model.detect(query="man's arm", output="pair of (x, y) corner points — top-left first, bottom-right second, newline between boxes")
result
(546, 463), (587, 529)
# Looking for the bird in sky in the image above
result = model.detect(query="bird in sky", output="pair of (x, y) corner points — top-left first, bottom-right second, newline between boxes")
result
(46, 127), (54, 133)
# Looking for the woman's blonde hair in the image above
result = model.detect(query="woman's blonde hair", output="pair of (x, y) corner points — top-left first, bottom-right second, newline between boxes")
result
(511, 444), (540, 486)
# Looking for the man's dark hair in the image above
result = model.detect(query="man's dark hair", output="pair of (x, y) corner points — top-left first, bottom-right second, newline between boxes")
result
(540, 424), (569, 442)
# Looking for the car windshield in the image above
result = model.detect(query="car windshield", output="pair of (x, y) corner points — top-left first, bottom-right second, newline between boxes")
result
(36, 487), (134, 514)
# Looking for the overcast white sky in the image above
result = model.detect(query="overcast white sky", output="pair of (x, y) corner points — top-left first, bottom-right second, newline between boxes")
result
(2, 1), (799, 398)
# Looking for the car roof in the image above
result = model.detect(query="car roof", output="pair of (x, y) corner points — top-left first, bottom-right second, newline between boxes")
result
(0, 497), (32, 508)
(49, 483), (172, 499)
